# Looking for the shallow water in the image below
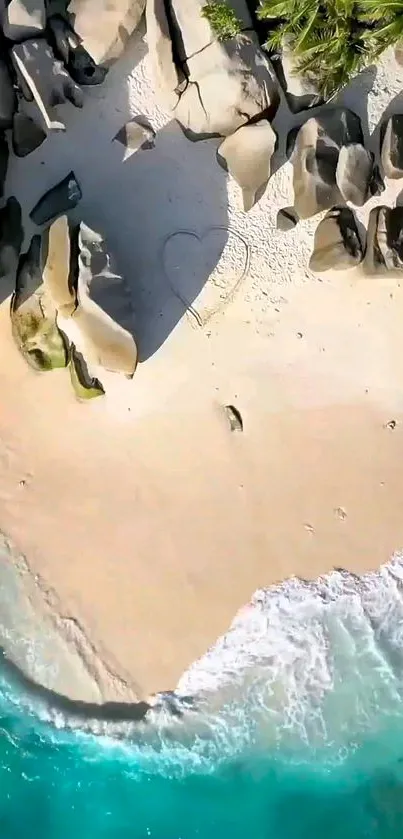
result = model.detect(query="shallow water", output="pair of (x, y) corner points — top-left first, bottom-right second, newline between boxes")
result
(2, 558), (403, 837)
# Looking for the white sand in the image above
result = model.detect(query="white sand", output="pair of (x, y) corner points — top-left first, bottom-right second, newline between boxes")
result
(1, 32), (403, 701)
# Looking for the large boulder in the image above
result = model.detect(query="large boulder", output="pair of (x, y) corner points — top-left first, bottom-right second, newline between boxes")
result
(288, 108), (363, 219)
(381, 114), (403, 180)
(146, 0), (279, 139)
(274, 35), (323, 114)
(217, 119), (277, 211)
(309, 207), (364, 273)
(3, 0), (46, 41)
(364, 206), (403, 277)
(69, 222), (138, 376)
(336, 144), (374, 207)
(66, 0), (146, 67)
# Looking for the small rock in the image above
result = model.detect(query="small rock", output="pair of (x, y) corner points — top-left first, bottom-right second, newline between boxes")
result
(69, 344), (105, 400)
(224, 404), (243, 432)
(12, 97), (46, 157)
(66, 0), (146, 67)
(309, 206), (364, 273)
(11, 235), (68, 371)
(381, 114), (403, 179)
(217, 119), (277, 211)
(290, 108), (363, 219)
(0, 197), (24, 279)
(48, 15), (107, 86)
(364, 206), (403, 276)
(113, 117), (155, 158)
(385, 419), (397, 430)
(42, 216), (76, 315)
(276, 207), (298, 231)
(334, 506), (347, 520)
(3, 0), (46, 41)
(11, 39), (83, 132)
(29, 171), (82, 226)
(336, 144), (374, 207)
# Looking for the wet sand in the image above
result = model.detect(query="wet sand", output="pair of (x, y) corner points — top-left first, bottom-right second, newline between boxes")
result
(1, 271), (403, 699)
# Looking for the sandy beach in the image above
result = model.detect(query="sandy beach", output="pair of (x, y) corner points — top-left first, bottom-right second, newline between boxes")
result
(1, 30), (403, 702)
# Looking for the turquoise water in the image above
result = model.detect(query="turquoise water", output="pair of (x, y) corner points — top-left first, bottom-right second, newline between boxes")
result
(2, 561), (403, 838)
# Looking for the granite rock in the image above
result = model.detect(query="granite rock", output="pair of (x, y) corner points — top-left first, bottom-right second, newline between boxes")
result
(276, 207), (299, 231)
(66, 0), (146, 67)
(48, 14), (107, 85)
(12, 95), (47, 157)
(3, 0), (46, 41)
(275, 35), (323, 114)
(364, 206), (403, 277)
(30, 171), (82, 226)
(336, 144), (374, 207)
(381, 114), (403, 180)
(289, 108), (363, 219)
(217, 119), (277, 211)
(113, 117), (155, 157)
(0, 58), (16, 130)
(42, 215), (76, 315)
(309, 206), (364, 273)
(11, 234), (69, 371)
(11, 38), (83, 132)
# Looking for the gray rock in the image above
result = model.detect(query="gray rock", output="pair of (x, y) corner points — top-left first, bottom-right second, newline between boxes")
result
(0, 197), (23, 279)
(69, 221), (138, 376)
(113, 117), (155, 157)
(381, 114), (403, 179)
(290, 108), (363, 219)
(11, 39), (83, 132)
(275, 35), (323, 114)
(30, 171), (82, 226)
(0, 59), (16, 130)
(309, 206), (364, 273)
(217, 119), (276, 210)
(12, 97), (47, 157)
(336, 144), (374, 207)
(276, 207), (299, 231)
(146, 0), (279, 139)
(364, 205), (403, 277)
(3, 0), (46, 41)
(66, 0), (146, 67)
(0, 132), (9, 199)
(11, 234), (69, 372)
(48, 15), (107, 85)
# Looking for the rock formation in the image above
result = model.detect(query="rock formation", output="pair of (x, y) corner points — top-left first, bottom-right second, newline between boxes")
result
(274, 35), (323, 114)
(65, 0), (146, 67)
(381, 115), (403, 180)
(309, 207), (364, 273)
(146, 0), (279, 139)
(364, 206), (403, 277)
(336, 144), (375, 207)
(217, 119), (277, 211)
(3, 0), (46, 41)
(113, 117), (156, 157)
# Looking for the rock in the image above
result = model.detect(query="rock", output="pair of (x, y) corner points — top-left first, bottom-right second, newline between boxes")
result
(69, 343), (105, 399)
(217, 119), (276, 211)
(369, 164), (385, 197)
(30, 171), (82, 226)
(42, 216), (76, 315)
(3, 0), (46, 41)
(70, 222), (138, 376)
(336, 144), (374, 207)
(113, 117), (155, 158)
(0, 132), (9, 199)
(11, 235), (69, 371)
(275, 35), (323, 114)
(12, 96), (47, 157)
(48, 15), (107, 85)
(11, 39), (83, 132)
(364, 206), (403, 277)
(66, 0), (146, 67)
(381, 114), (403, 179)
(395, 41), (403, 66)
(224, 404), (243, 431)
(290, 108), (363, 219)
(276, 207), (298, 231)
(0, 59), (16, 130)
(0, 197), (23, 279)
(146, 0), (279, 139)
(309, 207), (364, 273)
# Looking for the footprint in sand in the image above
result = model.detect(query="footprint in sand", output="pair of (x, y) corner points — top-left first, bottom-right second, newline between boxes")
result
(162, 226), (250, 328)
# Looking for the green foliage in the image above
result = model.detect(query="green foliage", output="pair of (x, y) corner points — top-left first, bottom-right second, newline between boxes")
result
(202, 1), (243, 40)
(258, 0), (403, 98)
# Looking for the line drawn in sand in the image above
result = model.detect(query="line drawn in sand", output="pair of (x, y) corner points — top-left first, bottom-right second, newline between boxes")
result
(161, 226), (250, 328)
